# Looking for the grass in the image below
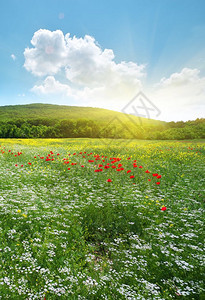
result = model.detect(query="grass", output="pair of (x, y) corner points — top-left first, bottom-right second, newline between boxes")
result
(0, 138), (204, 299)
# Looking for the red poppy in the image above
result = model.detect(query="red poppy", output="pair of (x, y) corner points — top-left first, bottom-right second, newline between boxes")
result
(139, 166), (143, 168)
(28, 162), (32, 165)
(81, 165), (85, 167)
(157, 175), (161, 179)
(148, 179), (151, 182)
(153, 173), (158, 177)
(156, 182), (160, 185)
(21, 165), (23, 167)
(68, 168), (70, 170)
(107, 179), (112, 182)
(130, 175), (135, 179)
(127, 170), (131, 173)
(161, 207), (167, 211)
(145, 170), (150, 173)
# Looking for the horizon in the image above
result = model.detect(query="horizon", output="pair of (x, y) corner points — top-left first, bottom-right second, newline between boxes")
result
(1, 0), (205, 121)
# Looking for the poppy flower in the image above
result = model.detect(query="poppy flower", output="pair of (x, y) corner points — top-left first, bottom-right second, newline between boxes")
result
(145, 170), (150, 173)
(28, 162), (32, 165)
(107, 179), (112, 182)
(153, 173), (158, 177)
(127, 170), (131, 173)
(68, 168), (70, 170)
(148, 179), (151, 182)
(21, 165), (23, 167)
(161, 206), (167, 211)
(156, 182), (160, 185)
(139, 166), (143, 168)
(157, 175), (161, 179)
(81, 165), (84, 167)
(130, 175), (135, 179)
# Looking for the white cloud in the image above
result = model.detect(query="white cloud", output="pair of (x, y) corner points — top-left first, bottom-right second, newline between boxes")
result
(24, 29), (67, 76)
(24, 29), (145, 104)
(24, 30), (205, 121)
(151, 68), (205, 120)
(31, 76), (72, 96)
(11, 54), (16, 61)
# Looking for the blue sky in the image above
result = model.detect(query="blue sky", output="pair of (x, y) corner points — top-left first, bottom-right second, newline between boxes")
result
(0, 0), (205, 121)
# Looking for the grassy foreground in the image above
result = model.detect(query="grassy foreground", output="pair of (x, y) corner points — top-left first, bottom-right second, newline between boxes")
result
(0, 138), (204, 299)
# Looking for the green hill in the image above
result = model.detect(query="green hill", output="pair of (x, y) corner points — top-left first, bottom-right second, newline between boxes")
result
(0, 103), (204, 140)
(0, 103), (164, 126)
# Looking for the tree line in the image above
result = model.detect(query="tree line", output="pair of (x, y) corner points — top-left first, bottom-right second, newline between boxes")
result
(0, 118), (204, 140)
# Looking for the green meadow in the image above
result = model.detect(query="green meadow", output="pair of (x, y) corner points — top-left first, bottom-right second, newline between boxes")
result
(0, 138), (204, 299)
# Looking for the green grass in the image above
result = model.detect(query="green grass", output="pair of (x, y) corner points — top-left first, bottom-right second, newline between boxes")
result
(0, 138), (204, 299)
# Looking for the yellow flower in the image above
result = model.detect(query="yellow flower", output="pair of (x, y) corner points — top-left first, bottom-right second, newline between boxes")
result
(22, 213), (27, 218)
(17, 209), (21, 213)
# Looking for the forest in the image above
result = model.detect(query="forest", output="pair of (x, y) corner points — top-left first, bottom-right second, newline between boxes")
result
(0, 117), (204, 139)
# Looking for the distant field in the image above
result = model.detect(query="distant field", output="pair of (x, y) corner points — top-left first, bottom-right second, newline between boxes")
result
(0, 139), (204, 299)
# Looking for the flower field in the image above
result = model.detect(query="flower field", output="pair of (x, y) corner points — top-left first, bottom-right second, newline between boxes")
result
(0, 138), (204, 299)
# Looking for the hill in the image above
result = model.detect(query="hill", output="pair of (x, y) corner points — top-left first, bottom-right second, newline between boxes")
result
(0, 103), (204, 140)
(0, 103), (163, 125)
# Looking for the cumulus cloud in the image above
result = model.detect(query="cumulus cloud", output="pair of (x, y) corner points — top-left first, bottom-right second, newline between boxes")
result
(24, 29), (67, 76)
(24, 29), (145, 103)
(31, 76), (72, 96)
(24, 29), (204, 120)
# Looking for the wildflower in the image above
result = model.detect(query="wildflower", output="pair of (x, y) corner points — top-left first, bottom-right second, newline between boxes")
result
(161, 207), (167, 211)
(107, 179), (112, 182)
(153, 173), (158, 177)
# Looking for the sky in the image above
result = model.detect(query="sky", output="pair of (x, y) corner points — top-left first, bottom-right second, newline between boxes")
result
(0, 0), (205, 121)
